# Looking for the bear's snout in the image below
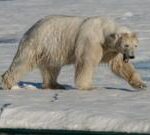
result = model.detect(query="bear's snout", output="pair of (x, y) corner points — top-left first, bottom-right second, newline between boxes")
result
(128, 50), (135, 59)
(129, 55), (135, 59)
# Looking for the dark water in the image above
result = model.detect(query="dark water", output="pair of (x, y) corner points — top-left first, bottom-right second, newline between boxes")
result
(0, 129), (148, 135)
(135, 61), (150, 82)
(135, 61), (150, 71)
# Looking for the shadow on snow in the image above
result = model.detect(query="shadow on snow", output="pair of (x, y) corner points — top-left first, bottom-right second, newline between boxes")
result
(18, 81), (75, 90)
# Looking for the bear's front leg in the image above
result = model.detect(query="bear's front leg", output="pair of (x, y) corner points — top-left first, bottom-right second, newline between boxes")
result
(110, 54), (146, 90)
(128, 72), (147, 89)
(75, 46), (103, 90)
(75, 61), (95, 90)
(74, 32), (104, 90)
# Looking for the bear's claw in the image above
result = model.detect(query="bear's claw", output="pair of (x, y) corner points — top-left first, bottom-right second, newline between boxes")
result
(132, 82), (147, 90)
(139, 82), (147, 89)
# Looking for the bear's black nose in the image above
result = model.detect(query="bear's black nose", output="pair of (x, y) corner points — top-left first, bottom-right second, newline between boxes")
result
(129, 56), (135, 59)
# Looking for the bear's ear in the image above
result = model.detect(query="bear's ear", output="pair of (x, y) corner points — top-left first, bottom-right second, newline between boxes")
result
(132, 32), (138, 38)
(105, 33), (120, 47)
(109, 33), (117, 39)
(132, 32), (139, 43)
(108, 33), (120, 42)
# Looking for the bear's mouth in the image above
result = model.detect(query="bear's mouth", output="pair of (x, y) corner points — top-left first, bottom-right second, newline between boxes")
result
(123, 53), (135, 63)
(123, 54), (129, 63)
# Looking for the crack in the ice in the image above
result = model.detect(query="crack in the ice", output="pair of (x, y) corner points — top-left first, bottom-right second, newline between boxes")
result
(0, 38), (18, 44)
(50, 93), (59, 102)
(0, 103), (11, 118)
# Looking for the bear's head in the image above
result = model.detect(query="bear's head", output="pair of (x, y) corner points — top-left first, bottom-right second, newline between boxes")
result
(106, 32), (139, 63)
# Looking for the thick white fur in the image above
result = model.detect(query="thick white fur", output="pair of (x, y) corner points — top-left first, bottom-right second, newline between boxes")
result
(1, 16), (146, 90)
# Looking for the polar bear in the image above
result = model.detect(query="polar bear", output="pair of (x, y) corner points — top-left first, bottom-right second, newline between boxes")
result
(0, 15), (146, 90)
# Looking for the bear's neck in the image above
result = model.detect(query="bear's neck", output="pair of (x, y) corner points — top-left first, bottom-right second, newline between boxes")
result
(101, 48), (119, 63)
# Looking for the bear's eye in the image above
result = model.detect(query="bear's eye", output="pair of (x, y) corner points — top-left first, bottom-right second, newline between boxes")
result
(125, 44), (129, 48)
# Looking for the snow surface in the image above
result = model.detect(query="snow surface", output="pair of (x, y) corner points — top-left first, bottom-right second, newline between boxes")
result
(0, 0), (150, 133)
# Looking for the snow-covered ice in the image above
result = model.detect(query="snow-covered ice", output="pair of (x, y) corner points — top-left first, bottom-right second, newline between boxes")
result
(0, 0), (150, 133)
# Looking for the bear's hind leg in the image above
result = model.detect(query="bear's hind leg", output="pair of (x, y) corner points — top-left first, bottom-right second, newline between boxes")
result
(1, 57), (35, 89)
(40, 66), (65, 89)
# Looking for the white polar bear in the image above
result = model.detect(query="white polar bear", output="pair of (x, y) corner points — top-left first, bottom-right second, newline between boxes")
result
(0, 15), (146, 90)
